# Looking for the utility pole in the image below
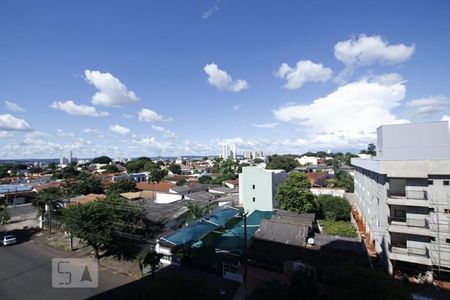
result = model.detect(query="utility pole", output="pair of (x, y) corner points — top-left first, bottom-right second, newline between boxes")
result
(240, 211), (248, 298)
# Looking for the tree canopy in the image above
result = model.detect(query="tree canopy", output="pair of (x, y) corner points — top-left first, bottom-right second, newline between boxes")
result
(101, 164), (119, 173)
(71, 176), (104, 195)
(91, 156), (113, 164)
(63, 194), (161, 259)
(276, 172), (318, 213)
(168, 164), (181, 175)
(126, 157), (152, 173)
(317, 195), (352, 221)
(266, 155), (299, 172)
(108, 180), (137, 194)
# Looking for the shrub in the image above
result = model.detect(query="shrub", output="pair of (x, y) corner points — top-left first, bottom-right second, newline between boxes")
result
(317, 195), (351, 221)
(319, 220), (357, 237)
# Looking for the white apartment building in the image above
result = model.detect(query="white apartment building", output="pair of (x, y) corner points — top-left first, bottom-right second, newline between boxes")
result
(297, 155), (319, 166)
(238, 166), (287, 213)
(221, 144), (237, 160)
(351, 121), (450, 278)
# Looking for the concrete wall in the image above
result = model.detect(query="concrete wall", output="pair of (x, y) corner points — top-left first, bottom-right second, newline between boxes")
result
(377, 121), (450, 160)
(239, 167), (287, 213)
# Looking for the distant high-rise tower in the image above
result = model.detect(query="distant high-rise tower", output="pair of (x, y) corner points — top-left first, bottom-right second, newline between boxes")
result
(222, 145), (230, 159)
(230, 144), (237, 160)
(69, 151), (73, 164)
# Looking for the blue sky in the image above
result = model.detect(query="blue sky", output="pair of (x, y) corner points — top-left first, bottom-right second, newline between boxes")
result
(0, 0), (449, 158)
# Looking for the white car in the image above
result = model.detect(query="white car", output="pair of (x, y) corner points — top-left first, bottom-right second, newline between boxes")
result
(1, 235), (17, 246)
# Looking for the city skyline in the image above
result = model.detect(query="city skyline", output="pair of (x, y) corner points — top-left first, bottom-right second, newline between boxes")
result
(0, 0), (449, 159)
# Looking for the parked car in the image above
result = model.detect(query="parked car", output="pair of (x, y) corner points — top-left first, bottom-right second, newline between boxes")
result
(1, 235), (17, 246)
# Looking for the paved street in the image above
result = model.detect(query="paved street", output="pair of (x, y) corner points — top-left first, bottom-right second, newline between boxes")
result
(0, 237), (133, 300)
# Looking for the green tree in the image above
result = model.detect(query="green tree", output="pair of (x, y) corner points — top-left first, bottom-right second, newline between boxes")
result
(59, 165), (80, 179)
(168, 164), (182, 175)
(367, 143), (376, 156)
(149, 168), (168, 183)
(198, 175), (212, 184)
(266, 155), (299, 172)
(219, 159), (237, 177)
(276, 172), (318, 213)
(334, 169), (354, 192)
(176, 178), (187, 186)
(126, 157), (152, 173)
(101, 164), (119, 173)
(63, 195), (157, 260)
(211, 174), (234, 185)
(33, 187), (66, 235)
(137, 250), (163, 277)
(91, 156), (113, 164)
(108, 180), (137, 194)
(317, 195), (352, 221)
(0, 198), (10, 225)
(186, 203), (211, 220)
(253, 158), (264, 164)
(73, 177), (104, 195)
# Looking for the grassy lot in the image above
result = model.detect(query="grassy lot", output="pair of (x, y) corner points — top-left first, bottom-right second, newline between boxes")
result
(319, 220), (357, 238)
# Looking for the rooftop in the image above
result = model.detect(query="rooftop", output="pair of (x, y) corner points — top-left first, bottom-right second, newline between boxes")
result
(144, 199), (189, 224)
(136, 181), (174, 191)
(68, 193), (106, 205)
(254, 219), (310, 247)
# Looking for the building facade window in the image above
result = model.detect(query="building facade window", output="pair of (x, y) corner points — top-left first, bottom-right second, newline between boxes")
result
(444, 181), (449, 186)
(253, 197), (255, 202)
(428, 180), (434, 185)
(252, 184), (255, 189)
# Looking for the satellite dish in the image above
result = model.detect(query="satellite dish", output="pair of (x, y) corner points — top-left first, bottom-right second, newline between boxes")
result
(307, 238), (315, 245)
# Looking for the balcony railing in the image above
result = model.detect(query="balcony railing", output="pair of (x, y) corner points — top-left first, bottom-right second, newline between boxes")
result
(388, 216), (429, 228)
(389, 243), (429, 257)
(387, 189), (427, 200)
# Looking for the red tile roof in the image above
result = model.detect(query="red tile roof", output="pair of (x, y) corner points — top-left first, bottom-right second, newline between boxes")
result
(69, 193), (106, 205)
(304, 172), (324, 186)
(136, 181), (174, 192)
(33, 182), (63, 192)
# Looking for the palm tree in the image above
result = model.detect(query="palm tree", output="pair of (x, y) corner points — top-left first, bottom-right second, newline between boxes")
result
(186, 203), (211, 220)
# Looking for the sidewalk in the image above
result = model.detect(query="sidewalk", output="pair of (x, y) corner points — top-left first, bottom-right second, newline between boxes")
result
(32, 230), (141, 278)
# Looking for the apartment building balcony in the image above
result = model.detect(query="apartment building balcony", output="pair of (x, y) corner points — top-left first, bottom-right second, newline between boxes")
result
(387, 188), (429, 207)
(388, 243), (432, 265)
(388, 216), (432, 236)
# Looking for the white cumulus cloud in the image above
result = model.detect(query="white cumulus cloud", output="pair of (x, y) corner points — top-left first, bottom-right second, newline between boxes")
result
(276, 60), (332, 90)
(406, 95), (450, 118)
(0, 114), (32, 131)
(84, 70), (139, 107)
(138, 108), (169, 123)
(110, 124), (130, 135)
(151, 125), (176, 138)
(50, 100), (109, 117)
(335, 34), (415, 68)
(252, 123), (278, 129)
(273, 75), (409, 146)
(204, 63), (248, 92)
(5, 101), (26, 112)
